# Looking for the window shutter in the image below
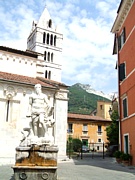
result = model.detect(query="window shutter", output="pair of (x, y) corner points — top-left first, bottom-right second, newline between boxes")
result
(123, 27), (126, 43)
(119, 63), (125, 81)
(118, 35), (121, 51)
(123, 98), (127, 118)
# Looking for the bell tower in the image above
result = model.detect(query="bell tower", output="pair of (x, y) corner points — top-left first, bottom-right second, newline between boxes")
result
(27, 7), (63, 82)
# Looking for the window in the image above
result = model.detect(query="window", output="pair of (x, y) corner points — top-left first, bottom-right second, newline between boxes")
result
(48, 71), (51, 79)
(6, 100), (10, 122)
(124, 134), (129, 154)
(0, 99), (20, 123)
(119, 63), (125, 81)
(45, 70), (51, 79)
(45, 70), (48, 78)
(100, 105), (103, 110)
(51, 53), (53, 62)
(97, 125), (102, 135)
(54, 35), (56, 46)
(43, 32), (46, 43)
(48, 19), (52, 28)
(123, 97), (128, 118)
(68, 123), (73, 133)
(98, 138), (101, 142)
(83, 124), (88, 132)
(50, 34), (53, 45)
(47, 33), (49, 44)
(48, 52), (50, 62)
(44, 51), (46, 61)
(118, 27), (126, 51)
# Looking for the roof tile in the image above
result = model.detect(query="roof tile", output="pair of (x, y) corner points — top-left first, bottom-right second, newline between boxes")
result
(68, 113), (111, 122)
(0, 71), (55, 88)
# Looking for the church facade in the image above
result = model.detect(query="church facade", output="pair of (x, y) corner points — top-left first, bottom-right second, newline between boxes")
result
(0, 7), (68, 163)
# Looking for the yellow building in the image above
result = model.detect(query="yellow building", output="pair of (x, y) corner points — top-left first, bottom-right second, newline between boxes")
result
(67, 113), (111, 151)
(96, 101), (111, 120)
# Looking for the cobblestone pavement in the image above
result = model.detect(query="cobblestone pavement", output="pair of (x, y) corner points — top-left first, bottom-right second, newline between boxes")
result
(0, 156), (135, 180)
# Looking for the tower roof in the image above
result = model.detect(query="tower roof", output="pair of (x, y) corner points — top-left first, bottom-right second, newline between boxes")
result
(37, 7), (55, 30)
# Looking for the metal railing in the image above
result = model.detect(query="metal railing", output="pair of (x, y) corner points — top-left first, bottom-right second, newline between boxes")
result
(67, 142), (108, 159)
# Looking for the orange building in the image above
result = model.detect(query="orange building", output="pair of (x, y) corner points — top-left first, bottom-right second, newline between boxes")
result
(111, 0), (135, 165)
(67, 113), (111, 151)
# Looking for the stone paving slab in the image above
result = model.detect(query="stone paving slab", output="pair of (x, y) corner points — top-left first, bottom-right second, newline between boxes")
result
(0, 157), (135, 180)
(57, 157), (135, 180)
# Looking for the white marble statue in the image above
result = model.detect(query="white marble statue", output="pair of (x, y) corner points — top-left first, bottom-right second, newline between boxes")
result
(20, 84), (55, 146)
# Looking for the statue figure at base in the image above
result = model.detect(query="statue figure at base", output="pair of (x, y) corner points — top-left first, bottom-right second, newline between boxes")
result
(20, 84), (55, 146)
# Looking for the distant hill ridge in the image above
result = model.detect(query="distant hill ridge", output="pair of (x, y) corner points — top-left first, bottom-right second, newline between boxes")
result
(68, 83), (111, 115)
(78, 83), (112, 100)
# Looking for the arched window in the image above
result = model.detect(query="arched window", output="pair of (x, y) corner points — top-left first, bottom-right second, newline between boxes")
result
(51, 53), (53, 62)
(48, 71), (51, 79)
(45, 70), (48, 78)
(48, 19), (52, 28)
(54, 35), (56, 46)
(44, 51), (46, 60)
(47, 33), (50, 44)
(43, 32), (46, 43)
(50, 34), (53, 45)
(48, 52), (50, 62)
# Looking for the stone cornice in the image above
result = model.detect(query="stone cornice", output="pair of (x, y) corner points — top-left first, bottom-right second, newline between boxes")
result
(111, 0), (134, 33)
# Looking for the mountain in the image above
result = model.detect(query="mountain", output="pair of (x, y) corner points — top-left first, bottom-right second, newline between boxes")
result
(79, 84), (113, 100)
(68, 83), (111, 115)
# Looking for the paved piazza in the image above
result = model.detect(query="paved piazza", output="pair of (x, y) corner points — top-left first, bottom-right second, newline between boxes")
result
(0, 156), (135, 180)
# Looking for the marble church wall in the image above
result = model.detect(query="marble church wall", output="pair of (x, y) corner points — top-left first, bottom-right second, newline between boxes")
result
(0, 82), (68, 163)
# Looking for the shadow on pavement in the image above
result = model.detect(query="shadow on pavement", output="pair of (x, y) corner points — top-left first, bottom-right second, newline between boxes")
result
(0, 164), (14, 180)
(71, 154), (135, 175)
(1, 155), (135, 180)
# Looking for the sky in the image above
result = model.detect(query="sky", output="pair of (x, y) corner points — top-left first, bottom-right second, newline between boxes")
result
(0, 0), (120, 95)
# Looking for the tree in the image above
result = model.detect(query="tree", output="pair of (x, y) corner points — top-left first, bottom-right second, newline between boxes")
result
(106, 110), (119, 145)
(67, 137), (82, 152)
(72, 138), (82, 152)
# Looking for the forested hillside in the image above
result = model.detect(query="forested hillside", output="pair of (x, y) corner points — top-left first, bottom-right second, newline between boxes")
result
(68, 83), (110, 115)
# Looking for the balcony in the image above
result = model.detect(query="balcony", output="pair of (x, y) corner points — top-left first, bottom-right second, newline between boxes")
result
(67, 129), (73, 134)
(97, 131), (102, 135)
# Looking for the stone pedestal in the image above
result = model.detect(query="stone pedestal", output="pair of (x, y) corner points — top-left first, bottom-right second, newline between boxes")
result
(12, 145), (58, 180)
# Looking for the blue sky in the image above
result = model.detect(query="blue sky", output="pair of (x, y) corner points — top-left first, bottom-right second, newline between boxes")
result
(0, 0), (120, 95)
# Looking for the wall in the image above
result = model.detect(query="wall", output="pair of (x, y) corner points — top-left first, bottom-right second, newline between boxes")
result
(0, 82), (68, 163)
(55, 89), (68, 159)
(118, 1), (135, 165)
(96, 101), (111, 120)
(68, 117), (111, 152)
(0, 51), (37, 78)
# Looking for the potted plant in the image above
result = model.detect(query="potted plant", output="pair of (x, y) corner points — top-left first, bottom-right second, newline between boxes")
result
(120, 153), (132, 166)
(114, 151), (123, 163)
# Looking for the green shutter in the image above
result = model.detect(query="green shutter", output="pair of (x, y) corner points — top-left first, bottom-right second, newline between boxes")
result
(119, 63), (125, 81)
(123, 98), (127, 118)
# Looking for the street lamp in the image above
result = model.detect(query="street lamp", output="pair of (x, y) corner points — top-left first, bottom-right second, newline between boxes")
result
(108, 107), (113, 116)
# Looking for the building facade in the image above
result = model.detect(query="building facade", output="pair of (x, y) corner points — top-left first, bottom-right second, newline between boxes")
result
(96, 100), (111, 120)
(0, 7), (68, 163)
(67, 113), (111, 151)
(111, 0), (135, 165)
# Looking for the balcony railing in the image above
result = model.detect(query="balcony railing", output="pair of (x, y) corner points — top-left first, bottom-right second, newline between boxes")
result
(97, 131), (102, 135)
(67, 129), (73, 134)
(82, 129), (88, 132)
